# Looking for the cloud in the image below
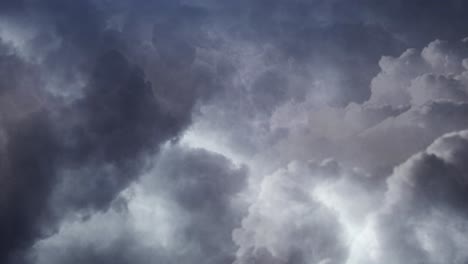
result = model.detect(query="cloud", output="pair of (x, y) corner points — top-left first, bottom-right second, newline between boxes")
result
(368, 39), (468, 107)
(30, 145), (247, 264)
(3, 1), (468, 264)
(361, 0), (468, 45)
(348, 130), (468, 264)
(0, 48), (193, 263)
(233, 160), (351, 264)
(0, 1), (223, 262)
(187, 37), (468, 264)
(233, 129), (468, 264)
(0, 112), (60, 264)
(253, 39), (468, 173)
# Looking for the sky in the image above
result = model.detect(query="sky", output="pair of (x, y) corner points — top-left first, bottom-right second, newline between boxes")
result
(2, 1), (468, 264)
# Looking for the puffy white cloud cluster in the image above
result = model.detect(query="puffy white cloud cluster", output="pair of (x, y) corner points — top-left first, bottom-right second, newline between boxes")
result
(233, 160), (347, 264)
(259, 39), (468, 173)
(228, 39), (468, 264)
(232, 129), (468, 264)
(232, 159), (385, 264)
(186, 39), (468, 179)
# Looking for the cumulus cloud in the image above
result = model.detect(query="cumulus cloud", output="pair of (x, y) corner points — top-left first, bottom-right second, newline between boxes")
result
(3, 1), (468, 264)
(0, 48), (187, 262)
(0, 1), (223, 262)
(188, 37), (468, 264)
(30, 145), (247, 264)
(348, 130), (468, 264)
(248, 39), (468, 174)
(232, 160), (364, 264)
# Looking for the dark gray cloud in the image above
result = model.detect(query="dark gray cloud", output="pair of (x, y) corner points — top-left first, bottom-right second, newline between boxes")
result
(30, 145), (247, 264)
(139, 146), (248, 264)
(0, 112), (60, 264)
(363, 0), (468, 45)
(3, 1), (468, 264)
(0, 47), (192, 263)
(0, 1), (219, 263)
(348, 130), (468, 264)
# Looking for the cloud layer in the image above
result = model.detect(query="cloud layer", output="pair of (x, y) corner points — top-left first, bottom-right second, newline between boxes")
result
(2, 1), (468, 264)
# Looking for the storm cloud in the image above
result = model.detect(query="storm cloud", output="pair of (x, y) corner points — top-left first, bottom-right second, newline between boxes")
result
(2, 1), (468, 264)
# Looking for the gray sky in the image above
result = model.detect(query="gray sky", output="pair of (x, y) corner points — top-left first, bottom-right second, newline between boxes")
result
(2, 1), (468, 264)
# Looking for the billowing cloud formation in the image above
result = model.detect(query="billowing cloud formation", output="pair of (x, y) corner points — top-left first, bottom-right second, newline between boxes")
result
(233, 129), (468, 264)
(184, 38), (468, 197)
(0, 43), (191, 263)
(0, 1), (220, 263)
(227, 38), (468, 264)
(31, 145), (247, 264)
(3, 1), (468, 264)
(233, 160), (350, 264)
(348, 130), (468, 264)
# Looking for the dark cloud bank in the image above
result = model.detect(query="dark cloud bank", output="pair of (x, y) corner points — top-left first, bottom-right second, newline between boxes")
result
(2, 1), (468, 264)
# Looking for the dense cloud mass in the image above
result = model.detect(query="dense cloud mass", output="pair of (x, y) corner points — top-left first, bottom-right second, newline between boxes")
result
(31, 145), (247, 264)
(2, 1), (468, 264)
(347, 130), (468, 264)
